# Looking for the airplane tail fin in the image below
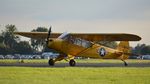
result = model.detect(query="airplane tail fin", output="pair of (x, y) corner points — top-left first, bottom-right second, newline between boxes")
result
(117, 41), (131, 60)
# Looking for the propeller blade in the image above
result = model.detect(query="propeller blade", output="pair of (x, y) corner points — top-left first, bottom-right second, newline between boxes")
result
(47, 26), (51, 40)
(46, 26), (52, 45)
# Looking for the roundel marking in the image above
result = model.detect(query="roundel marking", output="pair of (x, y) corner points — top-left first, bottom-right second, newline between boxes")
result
(98, 47), (106, 57)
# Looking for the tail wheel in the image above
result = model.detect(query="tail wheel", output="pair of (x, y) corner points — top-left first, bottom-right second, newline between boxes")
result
(48, 59), (54, 66)
(69, 59), (76, 66)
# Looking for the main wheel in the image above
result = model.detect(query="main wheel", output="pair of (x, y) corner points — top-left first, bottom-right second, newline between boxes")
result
(48, 59), (54, 66)
(69, 59), (76, 66)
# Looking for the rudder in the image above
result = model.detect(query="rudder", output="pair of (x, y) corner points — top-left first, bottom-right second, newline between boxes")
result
(117, 41), (131, 60)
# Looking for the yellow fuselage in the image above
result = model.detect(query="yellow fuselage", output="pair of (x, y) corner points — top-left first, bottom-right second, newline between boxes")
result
(48, 38), (123, 59)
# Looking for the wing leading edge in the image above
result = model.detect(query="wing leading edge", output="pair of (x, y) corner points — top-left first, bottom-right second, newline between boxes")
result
(14, 32), (61, 39)
(14, 32), (141, 41)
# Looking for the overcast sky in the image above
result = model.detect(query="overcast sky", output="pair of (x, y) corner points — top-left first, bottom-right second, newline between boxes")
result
(0, 0), (150, 46)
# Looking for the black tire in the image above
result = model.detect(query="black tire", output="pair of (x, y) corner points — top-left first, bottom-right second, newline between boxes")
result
(69, 59), (76, 66)
(48, 59), (54, 66)
(124, 62), (128, 66)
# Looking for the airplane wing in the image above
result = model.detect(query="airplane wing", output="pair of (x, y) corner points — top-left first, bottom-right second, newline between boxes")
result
(14, 32), (141, 41)
(14, 32), (61, 39)
(70, 33), (141, 41)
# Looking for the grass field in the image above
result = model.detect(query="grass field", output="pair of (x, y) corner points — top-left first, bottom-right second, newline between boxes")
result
(0, 59), (150, 64)
(0, 59), (150, 84)
(0, 67), (150, 84)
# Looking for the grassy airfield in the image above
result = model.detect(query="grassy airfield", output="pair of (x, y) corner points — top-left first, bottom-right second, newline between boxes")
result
(0, 59), (150, 84)
(0, 59), (150, 64)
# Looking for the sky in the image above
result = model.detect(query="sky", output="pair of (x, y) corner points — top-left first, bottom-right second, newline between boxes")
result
(0, 0), (150, 46)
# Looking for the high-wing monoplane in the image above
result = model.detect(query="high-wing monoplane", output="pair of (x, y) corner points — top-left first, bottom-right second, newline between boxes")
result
(14, 27), (141, 66)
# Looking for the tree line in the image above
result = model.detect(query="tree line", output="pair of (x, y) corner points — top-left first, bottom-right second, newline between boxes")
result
(0, 24), (150, 55)
(0, 24), (52, 55)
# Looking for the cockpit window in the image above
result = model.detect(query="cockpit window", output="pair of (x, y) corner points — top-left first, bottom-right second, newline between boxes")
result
(64, 34), (92, 48)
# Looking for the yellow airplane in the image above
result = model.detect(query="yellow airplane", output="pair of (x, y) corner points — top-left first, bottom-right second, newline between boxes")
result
(14, 27), (141, 66)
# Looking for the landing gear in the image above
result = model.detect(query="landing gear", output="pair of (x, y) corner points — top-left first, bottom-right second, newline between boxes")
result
(122, 60), (128, 66)
(69, 59), (76, 66)
(48, 59), (55, 66)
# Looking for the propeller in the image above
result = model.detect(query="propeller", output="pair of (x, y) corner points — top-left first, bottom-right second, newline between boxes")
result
(46, 26), (52, 45)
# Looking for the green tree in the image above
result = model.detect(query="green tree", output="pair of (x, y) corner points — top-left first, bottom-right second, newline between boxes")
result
(2, 24), (19, 48)
(31, 27), (48, 52)
(141, 45), (150, 55)
(14, 41), (34, 54)
(0, 24), (35, 55)
(0, 25), (20, 54)
(0, 35), (3, 43)
(0, 45), (12, 55)
(132, 44), (150, 55)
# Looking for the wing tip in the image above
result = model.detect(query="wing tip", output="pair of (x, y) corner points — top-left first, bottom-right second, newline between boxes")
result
(129, 34), (142, 41)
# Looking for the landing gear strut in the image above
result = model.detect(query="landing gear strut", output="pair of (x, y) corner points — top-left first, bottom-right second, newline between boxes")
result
(122, 60), (128, 66)
(69, 59), (76, 66)
(48, 59), (55, 66)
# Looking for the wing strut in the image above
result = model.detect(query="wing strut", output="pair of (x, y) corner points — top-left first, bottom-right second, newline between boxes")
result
(74, 43), (98, 56)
